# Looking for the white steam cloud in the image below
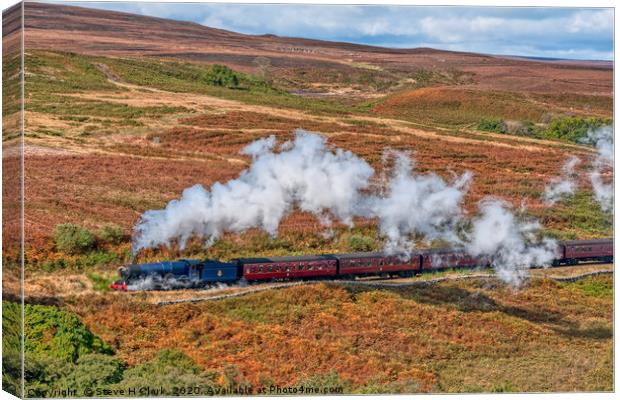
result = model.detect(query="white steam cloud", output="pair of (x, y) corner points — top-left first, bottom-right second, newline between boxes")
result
(586, 126), (613, 213)
(466, 200), (558, 286)
(543, 156), (581, 206)
(365, 152), (471, 253)
(133, 131), (373, 252)
(133, 129), (557, 287)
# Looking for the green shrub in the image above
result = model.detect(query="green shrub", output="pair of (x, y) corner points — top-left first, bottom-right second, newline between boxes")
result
(24, 303), (113, 362)
(56, 354), (125, 390)
(53, 224), (96, 255)
(347, 234), (376, 252)
(2, 301), (22, 397)
(118, 349), (218, 393)
(540, 116), (611, 143)
(97, 224), (125, 245)
(477, 118), (507, 133)
(204, 64), (240, 88)
(24, 354), (124, 398)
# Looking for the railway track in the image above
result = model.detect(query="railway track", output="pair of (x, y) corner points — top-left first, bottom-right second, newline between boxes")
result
(154, 267), (613, 306)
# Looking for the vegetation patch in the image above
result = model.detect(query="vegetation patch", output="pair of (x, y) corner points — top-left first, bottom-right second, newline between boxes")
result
(24, 303), (113, 362)
(53, 223), (96, 255)
(561, 276), (613, 298)
(72, 275), (612, 393)
(537, 191), (613, 240)
(7, 301), (224, 397)
(539, 116), (611, 143)
(477, 118), (507, 133)
(373, 87), (611, 132)
(29, 95), (188, 120)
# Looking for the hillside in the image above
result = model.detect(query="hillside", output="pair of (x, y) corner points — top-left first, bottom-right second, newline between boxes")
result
(2, 2), (614, 396)
(24, 2), (612, 95)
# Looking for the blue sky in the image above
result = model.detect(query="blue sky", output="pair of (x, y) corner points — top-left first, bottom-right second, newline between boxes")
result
(60, 2), (614, 60)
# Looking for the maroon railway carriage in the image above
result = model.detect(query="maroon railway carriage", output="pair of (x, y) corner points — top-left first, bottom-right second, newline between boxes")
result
(558, 239), (613, 265)
(334, 251), (422, 277)
(421, 248), (483, 270)
(237, 254), (337, 282)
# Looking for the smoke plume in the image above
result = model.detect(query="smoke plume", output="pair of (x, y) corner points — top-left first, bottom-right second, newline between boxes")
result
(365, 152), (471, 253)
(133, 130), (557, 286)
(586, 126), (613, 213)
(466, 199), (558, 286)
(543, 156), (580, 206)
(133, 130), (373, 252)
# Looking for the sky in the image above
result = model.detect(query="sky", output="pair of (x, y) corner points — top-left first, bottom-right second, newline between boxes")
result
(59, 2), (614, 60)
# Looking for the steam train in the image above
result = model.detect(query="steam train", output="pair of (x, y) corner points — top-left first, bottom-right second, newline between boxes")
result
(110, 238), (613, 290)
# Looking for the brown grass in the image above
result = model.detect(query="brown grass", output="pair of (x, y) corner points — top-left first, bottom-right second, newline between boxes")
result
(22, 103), (597, 257)
(71, 275), (612, 392)
(372, 86), (612, 127)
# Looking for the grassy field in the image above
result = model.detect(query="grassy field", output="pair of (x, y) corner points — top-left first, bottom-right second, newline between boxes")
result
(4, 273), (612, 395)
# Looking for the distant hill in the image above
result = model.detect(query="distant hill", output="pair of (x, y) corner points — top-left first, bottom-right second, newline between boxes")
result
(22, 2), (612, 95)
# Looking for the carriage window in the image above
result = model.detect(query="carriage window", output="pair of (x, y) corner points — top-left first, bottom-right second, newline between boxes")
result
(267, 266), (272, 272)
(258, 266), (263, 272)
(298, 264), (303, 271)
(286, 266), (291, 272)
(308, 265), (314, 270)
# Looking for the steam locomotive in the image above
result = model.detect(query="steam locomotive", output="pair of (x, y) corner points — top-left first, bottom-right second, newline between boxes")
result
(110, 238), (613, 290)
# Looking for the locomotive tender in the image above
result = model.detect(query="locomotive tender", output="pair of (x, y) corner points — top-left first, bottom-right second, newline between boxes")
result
(110, 238), (613, 290)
